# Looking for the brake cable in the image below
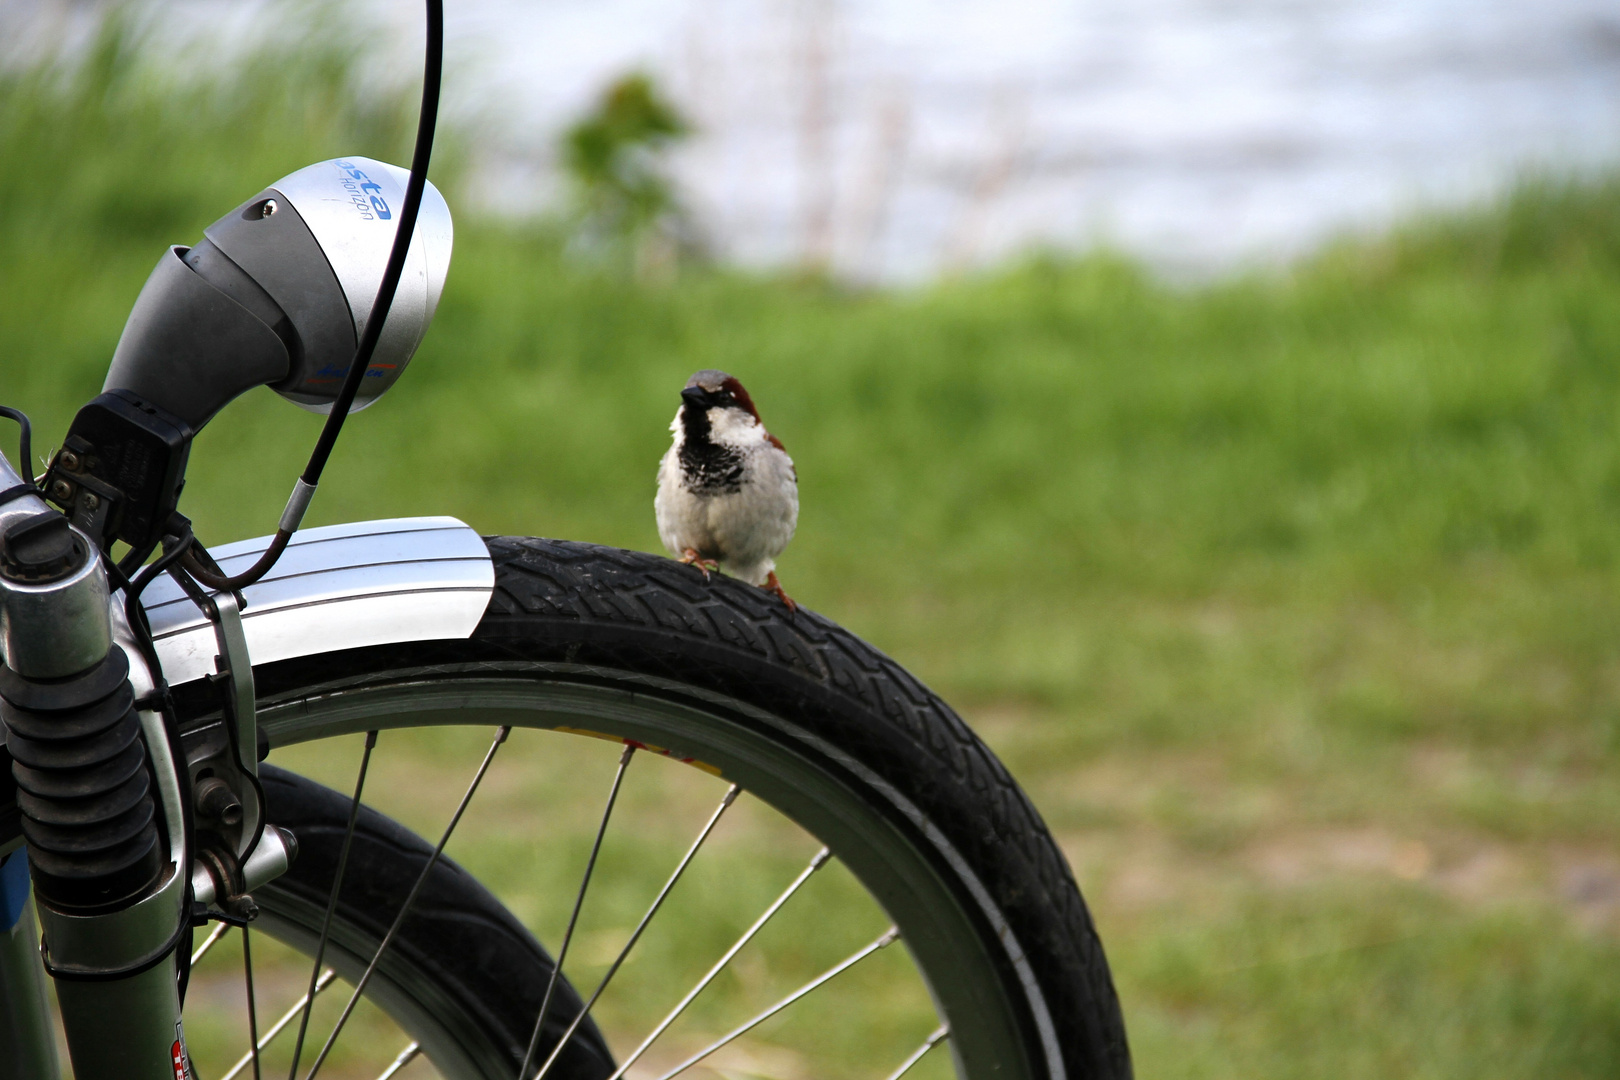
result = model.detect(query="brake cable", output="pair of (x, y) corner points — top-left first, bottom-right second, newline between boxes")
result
(0, 405), (37, 500)
(182, 0), (445, 592)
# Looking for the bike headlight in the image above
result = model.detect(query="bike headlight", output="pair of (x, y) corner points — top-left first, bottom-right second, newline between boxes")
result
(102, 157), (453, 429)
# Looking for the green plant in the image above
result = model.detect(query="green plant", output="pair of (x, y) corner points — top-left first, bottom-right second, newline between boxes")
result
(560, 72), (693, 269)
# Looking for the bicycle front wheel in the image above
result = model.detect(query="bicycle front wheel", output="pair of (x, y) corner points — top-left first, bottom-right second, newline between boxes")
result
(176, 536), (1130, 1080)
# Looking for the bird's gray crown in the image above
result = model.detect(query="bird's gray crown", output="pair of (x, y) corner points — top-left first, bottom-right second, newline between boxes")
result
(684, 369), (733, 392)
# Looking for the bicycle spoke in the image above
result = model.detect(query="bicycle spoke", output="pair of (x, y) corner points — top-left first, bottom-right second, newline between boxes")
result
(652, 926), (901, 1080)
(243, 926), (263, 1080)
(192, 922), (231, 966)
(517, 745), (637, 1080)
(375, 1042), (421, 1079)
(287, 729), (379, 1080)
(608, 847), (833, 1080)
(222, 970), (337, 1080)
(882, 1026), (949, 1080)
(304, 726), (512, 1080)
(532, 783), (742, 1080)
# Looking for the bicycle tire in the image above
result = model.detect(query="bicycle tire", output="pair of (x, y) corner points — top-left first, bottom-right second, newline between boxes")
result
(176, 535), (1131, 1080)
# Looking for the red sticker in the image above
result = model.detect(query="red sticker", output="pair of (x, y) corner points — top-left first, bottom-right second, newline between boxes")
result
(171, 1021), (191, 1080)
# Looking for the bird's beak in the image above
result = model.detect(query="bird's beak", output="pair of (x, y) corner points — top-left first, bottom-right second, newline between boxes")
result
(680, 386), (710, 409)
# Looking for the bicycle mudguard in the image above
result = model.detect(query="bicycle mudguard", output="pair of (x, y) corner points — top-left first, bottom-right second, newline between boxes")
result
(139, 517), (493, 687)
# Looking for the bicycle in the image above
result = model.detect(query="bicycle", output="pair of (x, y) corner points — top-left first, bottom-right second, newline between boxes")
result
(0, 3), (1130, 1078)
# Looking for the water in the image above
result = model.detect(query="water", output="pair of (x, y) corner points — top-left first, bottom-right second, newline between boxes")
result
(13, 0), (1620, 278)
(417, 0), (1620, 277)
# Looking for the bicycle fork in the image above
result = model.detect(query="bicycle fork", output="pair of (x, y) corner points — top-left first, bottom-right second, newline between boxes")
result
(0, 455), (190, 1080)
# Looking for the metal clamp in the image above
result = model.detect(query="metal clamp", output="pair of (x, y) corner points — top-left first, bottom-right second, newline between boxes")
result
(162, 572), (265, 861)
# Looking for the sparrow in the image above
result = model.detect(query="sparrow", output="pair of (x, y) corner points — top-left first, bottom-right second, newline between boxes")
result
(656, 370), (799, 609)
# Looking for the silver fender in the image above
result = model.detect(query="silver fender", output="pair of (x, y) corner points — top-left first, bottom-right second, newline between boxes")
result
(138, 517), (493, 686)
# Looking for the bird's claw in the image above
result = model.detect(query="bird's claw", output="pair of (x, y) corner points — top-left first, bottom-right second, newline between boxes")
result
(763, 572), (797, 613)
(679, 549), (720, 580)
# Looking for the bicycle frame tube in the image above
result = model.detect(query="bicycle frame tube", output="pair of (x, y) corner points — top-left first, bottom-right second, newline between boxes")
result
(0, 452), (191, 1080)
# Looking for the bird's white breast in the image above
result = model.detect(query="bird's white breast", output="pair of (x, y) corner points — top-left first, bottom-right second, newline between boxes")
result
(655, 405), (798, 586)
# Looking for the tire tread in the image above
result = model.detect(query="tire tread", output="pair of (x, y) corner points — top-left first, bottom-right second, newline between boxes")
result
(482, 537), (1130, 1079)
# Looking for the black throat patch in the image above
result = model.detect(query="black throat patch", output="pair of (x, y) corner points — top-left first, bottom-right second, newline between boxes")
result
(679, 406), (746, 495)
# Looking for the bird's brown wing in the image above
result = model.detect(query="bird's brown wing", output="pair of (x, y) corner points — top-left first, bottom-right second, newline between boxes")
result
(763, 431), (797, 480)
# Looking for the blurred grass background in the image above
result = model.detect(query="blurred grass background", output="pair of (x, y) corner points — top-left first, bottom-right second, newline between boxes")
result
(4, 7), (1620, 1079)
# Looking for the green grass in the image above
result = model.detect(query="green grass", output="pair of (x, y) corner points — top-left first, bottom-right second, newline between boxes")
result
(5, 9), (1620, 1079)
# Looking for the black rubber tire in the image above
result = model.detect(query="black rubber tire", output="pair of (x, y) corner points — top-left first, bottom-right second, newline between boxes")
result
(251, 764), (615, 1080)
(214, 537), (1131, 1080)
(486, 537), (1129, 1079)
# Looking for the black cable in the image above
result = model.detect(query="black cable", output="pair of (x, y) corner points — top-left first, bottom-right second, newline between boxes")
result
(303, 0), (443, 488)
(97, 0), (442, 996)
(0, 406), (35, 487)
(0, 483), (37, 508)
(186, 0), (444, 595)
(117, 536), (163, 580)
(129, 528), (197, 603)
(180, 527), (289, 593)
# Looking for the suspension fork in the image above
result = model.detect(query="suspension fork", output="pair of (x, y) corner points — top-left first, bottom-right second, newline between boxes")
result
(0, 853), (58, 1080)
(0, 454), (190, 1080)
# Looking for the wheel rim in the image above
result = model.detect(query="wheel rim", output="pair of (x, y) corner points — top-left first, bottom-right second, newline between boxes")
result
(186, 660), (1056, 1080)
